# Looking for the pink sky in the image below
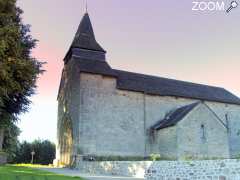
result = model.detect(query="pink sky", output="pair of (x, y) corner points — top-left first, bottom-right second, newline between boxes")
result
(17, 0), (240, 142)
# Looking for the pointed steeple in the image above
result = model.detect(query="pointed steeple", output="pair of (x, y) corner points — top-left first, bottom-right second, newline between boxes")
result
(71, 13), (105, 52)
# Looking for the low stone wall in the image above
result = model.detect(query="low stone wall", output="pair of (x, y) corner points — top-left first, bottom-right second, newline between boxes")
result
(145, 159), (240, 180)
(76, 159), (240, 180)
(76, 159), (240, 179)
(76, 161), (152, 177)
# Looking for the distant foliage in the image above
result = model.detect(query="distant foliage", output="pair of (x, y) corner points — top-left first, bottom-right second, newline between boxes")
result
(14, 140), (55, 165)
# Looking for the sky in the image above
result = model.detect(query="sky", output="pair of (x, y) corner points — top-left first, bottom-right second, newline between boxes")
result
(17, 0), (240, 143)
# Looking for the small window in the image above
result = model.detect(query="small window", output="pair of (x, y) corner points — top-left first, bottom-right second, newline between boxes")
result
(201, 124), (206, 143)
(225, 113), (229, 129)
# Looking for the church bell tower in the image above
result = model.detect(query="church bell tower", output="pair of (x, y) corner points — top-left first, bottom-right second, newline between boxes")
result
(56, 12), (109, 166)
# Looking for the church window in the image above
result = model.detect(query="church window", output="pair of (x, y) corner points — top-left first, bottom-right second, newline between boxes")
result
(237, 130), (240, 136)
(201, 124), (206, 143)
(225, 113), (229, 131)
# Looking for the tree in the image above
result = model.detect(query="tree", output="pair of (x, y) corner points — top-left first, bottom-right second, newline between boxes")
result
(14, 141), (31, 163)
(0, 0), (43, 121)
(14, 140), (56, 165)
(2, 122), (20, 162)
(0, 0), (44, 149)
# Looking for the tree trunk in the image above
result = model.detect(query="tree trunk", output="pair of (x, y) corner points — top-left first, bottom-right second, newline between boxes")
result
(0, 128), (4, 151)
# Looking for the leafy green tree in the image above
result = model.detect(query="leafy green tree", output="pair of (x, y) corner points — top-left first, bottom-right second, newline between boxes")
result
(0, 0), (44, 151)
(0, 0), (43, 123)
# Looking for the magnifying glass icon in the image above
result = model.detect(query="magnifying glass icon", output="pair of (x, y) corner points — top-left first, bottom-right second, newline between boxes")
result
(226, 1), (238, 13)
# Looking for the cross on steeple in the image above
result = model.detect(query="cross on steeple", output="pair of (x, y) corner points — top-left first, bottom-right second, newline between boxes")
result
(85, 0), (88, 13)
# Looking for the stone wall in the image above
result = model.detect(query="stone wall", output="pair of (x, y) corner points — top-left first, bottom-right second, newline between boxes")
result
(149, 103), (230, 160)
(57, 67), (240, 162)
(145, 159), (240, 180)
(76, 160), (152, 177)
(206, 102), (240, 157)
(57, 58), (81, 165)
(177, 103), (229, 159)
(79, 73), (145, 156)
(76, 159), (240, 179)
(154, 126), (177, 159)
(144, 95), (196, 156)
(77, 72), (240, 159)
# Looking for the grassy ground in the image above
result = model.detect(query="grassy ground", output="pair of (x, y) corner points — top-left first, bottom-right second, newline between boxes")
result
(0, 165), (84, 180)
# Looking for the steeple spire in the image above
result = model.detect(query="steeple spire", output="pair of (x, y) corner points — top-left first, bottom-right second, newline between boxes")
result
(71, 13), (105, 52)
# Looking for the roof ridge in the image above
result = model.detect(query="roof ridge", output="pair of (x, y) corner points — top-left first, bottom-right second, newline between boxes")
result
(113, 69), (224, 90)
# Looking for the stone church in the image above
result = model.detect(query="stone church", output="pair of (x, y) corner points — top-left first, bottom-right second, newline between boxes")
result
(56, 13), (240, 165)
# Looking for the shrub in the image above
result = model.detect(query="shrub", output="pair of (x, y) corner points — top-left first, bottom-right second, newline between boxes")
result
(149, 154), (161, 161)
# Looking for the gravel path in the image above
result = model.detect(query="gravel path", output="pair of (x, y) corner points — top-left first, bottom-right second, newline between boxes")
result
(40, 168), (145, 180)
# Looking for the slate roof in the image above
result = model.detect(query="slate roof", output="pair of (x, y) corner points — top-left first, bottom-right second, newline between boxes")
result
(151, 102), (200, 130)
(69, 58), (240, 105)
(74, 58), (117, 77)
(114, 70), (240, 105)
(59, 13), (240, 106)
(71, 13), (105, 52)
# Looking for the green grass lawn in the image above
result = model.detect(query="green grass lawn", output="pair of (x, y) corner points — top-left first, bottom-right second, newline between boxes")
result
(0, 165), (84, 180)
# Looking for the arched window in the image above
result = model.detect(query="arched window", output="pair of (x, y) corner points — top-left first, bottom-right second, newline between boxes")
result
(225, 113), (230, 131)
(201, 124), (206, 143)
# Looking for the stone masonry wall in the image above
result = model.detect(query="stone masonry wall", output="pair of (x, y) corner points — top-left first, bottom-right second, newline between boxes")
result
(145, 159), (240, 180)
(177, 103), (229, 159)
(206, 102), (240, 158)
(145, 95), (196, 156)
(76, 159), (240, 179)
(76, 160), (152, 177)
(78, 72), (240, 158)
(57, 58), (81, 165)
(154, 126), (177, 159)
(79, 73), (145, 156)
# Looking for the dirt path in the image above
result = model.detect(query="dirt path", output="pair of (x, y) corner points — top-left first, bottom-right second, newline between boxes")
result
(40, 168), (145, 180)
